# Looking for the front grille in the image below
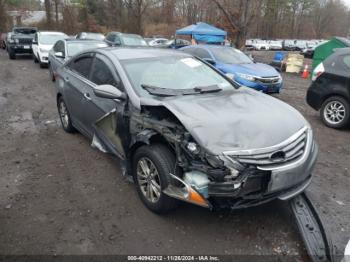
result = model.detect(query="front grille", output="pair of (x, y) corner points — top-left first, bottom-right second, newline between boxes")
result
(255, 76), (280, 85)
(224, 127), (309, 168)
(18, 38), (32, 45)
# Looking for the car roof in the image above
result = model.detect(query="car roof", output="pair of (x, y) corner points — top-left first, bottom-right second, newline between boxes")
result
(182, 45), (230, 50)
(64, 38), (105, 43)
(333, 47), (350, 55)
(38, 31), (67, 35)
(108, 32), (142, 37)
(14, 27), (37, 30)
(100, 47), (191, 60)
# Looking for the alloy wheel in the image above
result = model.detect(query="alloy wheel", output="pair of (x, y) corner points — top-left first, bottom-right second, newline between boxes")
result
(324, 100), (346, 125)
(59, 100), (69, 129)
(137, 157), (161, 203)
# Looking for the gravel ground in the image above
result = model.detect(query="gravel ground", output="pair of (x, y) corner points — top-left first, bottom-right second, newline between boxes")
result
(0, 49), (349, 260)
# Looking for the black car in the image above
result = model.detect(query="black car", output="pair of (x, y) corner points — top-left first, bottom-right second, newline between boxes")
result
(307, 48), (350, 129)
(7, 27), (37, 59)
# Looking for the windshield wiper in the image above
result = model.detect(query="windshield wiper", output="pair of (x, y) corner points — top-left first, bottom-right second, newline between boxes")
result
(193, 85), (222, 94)
(141, 84), (222, 97)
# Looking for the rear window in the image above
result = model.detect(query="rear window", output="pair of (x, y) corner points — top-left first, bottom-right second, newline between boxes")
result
(14, 28), (36, 34)
(343, 55), (350, 68)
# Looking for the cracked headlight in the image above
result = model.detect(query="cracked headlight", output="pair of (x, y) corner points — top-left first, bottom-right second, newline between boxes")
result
(237, 73), (255, 82)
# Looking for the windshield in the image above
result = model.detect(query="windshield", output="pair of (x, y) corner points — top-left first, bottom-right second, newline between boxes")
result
(121, 35), (148, 46)
(40, 34), (67, 45)
(81, 33), (105, 41)
(122, 56), (237, 97)
(14, 28), (36, 34)
(211, 47), (252, 64)
(67, 42), (108, 57)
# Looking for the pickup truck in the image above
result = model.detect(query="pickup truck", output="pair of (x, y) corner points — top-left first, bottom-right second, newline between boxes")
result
(7, 27), (37, 60)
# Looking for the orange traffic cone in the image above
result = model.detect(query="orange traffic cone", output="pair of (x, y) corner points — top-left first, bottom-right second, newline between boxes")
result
(301, 65), (309, 79)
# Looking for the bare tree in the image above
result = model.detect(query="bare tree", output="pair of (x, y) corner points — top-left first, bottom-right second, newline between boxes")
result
(45, 0), (52, 28)
(213, 0), (262, 48)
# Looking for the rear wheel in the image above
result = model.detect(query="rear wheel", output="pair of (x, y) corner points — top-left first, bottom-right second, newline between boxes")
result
(132, 144), (179, 213)
(320, 96), (349, 129)
(49, 63), (55, 82)
(57, 96), (75, 133)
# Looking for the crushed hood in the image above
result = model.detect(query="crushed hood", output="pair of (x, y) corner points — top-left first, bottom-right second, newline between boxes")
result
(140, 87), (307, 155)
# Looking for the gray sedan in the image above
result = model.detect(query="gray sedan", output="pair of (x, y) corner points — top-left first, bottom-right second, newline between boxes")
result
(55, 48), (318, 213)
(48, 39), (108, 81)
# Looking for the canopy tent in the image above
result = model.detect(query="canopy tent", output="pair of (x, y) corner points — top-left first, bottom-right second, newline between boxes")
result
(176, 22), (227, 44)
(312, 37), (350, 70)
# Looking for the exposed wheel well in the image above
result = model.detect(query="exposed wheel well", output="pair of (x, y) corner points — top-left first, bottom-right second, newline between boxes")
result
(129, 134), (175, 161)
(321, 93), (349, 107)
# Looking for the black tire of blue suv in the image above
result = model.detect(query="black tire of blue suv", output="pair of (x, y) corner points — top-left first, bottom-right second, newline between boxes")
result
(320, 96), (350, 129)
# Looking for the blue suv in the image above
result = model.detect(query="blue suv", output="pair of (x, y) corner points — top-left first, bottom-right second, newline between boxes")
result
(181, 45), (282, 93)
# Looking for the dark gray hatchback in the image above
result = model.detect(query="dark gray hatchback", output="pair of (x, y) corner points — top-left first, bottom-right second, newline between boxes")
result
(55, 48), (318, 213)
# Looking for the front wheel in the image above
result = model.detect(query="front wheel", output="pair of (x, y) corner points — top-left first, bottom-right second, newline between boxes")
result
(133, 144), (179, 213)
(320, 96), (349, 129)
(8, 50), (16, 60)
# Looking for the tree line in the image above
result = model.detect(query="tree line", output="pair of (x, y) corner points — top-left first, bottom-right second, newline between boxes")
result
(1, 0), (350, 48)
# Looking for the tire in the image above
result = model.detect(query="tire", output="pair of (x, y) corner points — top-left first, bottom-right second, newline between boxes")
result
(49, 64), (55, 82)
(39, 62), (46, 68)
(33, 54), (38, 63)
(57, 96), (75, 133)
(132, 144), (179, 213)
(8, 50), (16, 60)
(320, 96), (350, 129)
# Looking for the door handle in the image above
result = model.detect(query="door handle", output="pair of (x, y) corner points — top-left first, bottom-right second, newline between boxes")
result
(84, 93), (92, 101)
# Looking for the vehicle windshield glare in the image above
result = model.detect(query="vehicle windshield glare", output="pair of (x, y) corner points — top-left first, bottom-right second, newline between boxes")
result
(82, 33), (105, 41)
(121, 35), (148, 46)
(40, 34), (67, 45)
(67, 42), (108, 57)
(14, 28), (36, 34)
(122, 56), (237, 97)
(210, 47), (252, 65)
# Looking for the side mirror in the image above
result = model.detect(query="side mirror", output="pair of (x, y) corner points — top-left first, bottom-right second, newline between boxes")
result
(55, 52), (65, 58)
(94, 84), (126, 100)
(203, 58), (216, 65)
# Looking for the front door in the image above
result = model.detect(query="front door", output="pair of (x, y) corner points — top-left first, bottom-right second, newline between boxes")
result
(84, 54), (127, 158)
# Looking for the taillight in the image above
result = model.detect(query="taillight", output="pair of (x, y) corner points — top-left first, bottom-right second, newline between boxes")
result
(312, 63), (324, 81)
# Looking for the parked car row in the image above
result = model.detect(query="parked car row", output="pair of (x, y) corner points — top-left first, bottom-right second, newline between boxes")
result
(246, 39), (325, 52)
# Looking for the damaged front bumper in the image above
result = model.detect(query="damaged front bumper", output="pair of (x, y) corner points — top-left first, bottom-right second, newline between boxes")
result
(163, 127), (318, 210)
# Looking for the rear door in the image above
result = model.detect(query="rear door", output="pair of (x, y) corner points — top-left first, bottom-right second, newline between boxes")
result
(62, 53), (95, 136)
